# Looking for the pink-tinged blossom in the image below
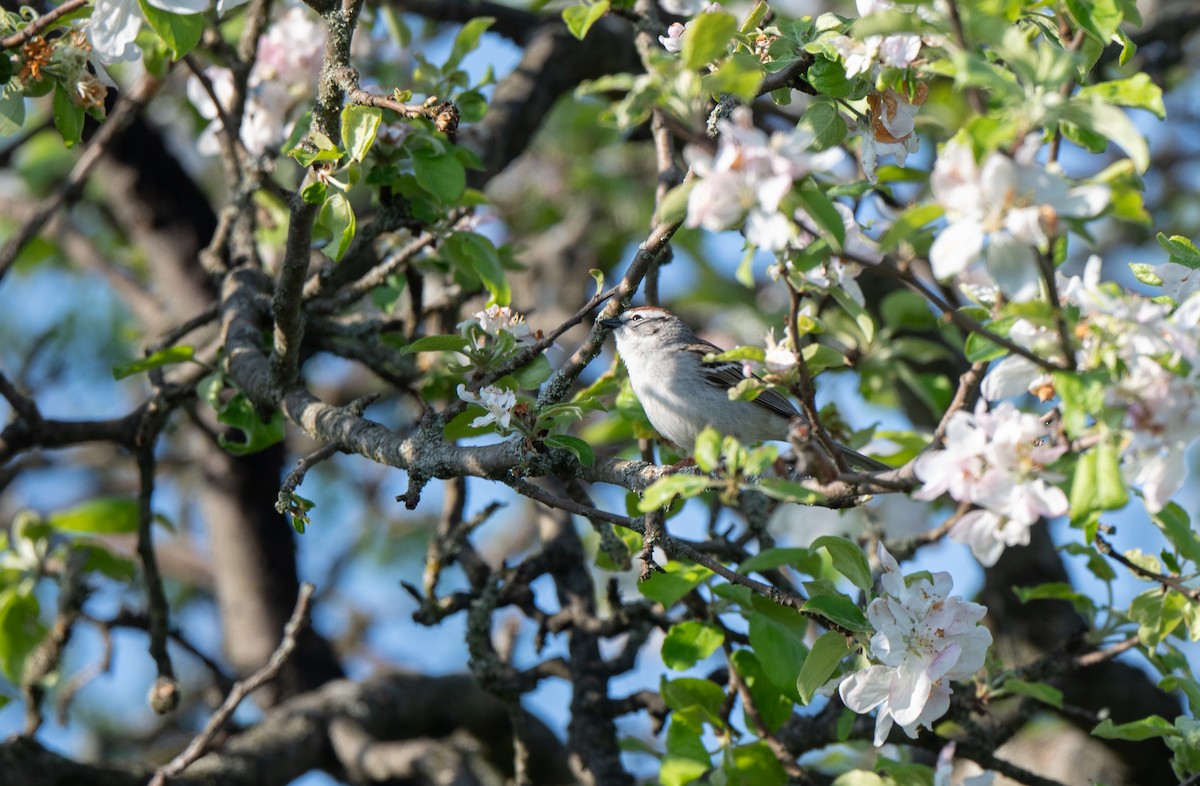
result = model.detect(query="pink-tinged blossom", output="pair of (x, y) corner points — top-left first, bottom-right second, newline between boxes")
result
(683, 107), (839, 250)
(929, 139), (1109, 302)
(916, 403), (1066, 566)
(829, 0), (921, 78)
(185, 6), (325, 156)
(456, 385), (517, 431)
(659, 22), (686, 52)
(1115, 357), (1200, 512)
(839, 546), (992, 746)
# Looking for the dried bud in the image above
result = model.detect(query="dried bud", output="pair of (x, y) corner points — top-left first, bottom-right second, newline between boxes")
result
(19, 36), (53, 82)
(434, 102), (459, 135)
(149, 676), (182, 714)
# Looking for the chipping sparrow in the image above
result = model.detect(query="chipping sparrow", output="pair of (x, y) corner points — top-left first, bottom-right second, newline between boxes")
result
(601, 306), (889, 472)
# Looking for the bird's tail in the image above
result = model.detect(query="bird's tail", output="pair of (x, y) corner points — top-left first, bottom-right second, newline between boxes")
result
(836, 444), (892, 473)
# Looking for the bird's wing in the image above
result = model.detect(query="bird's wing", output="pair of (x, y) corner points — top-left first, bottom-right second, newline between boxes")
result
(687, 339), (800, 422)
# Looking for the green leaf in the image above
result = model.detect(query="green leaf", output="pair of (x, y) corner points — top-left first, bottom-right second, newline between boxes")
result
(0, 586), (43, 683)
(661, 676), (727, 726)
(796, 631), (852, 704)
(443, 232), (509, 305)
(726, 741), (787, 786)
(1064, 0), (1124, 44)
(729, 649), (793, 732)
(1058, 99), (1149, 173)
(137, 0), (204, 57)
(49, 497), (140, 534)
(0, 89), (27, 136)
(1070, 440), (1127, 524)
(1077, 73), (1164, 120)
(1157, 233), (1200, 269)
(881, 290), (936, 331)
(738, 547), (817, 575)
(748, 595), (808, 700)
(1128, 262), (1162, 287)
(662, 709), (711, 786)
(511, 354), (553, 389)
(1003, 678), (1063, 708)
(693, 427), (722, 474)
(798, 100), (848, 151)
(288, 130), (343, 167)
(113, 345), (195, 380)
(963, 329), (1007, 364)
(794, 185), (845, 250)
(1152, 503), (1200, 566)
(639, 562), (713, 607)
(753, 477), (826, 506)
(801, 592), (870, 632)
(318, 192), (356, 261)
(341, 104), (382, 163)
(683, 10), (738, 70)
(638, 474), (713, 511)
(216, 394), (286, 456)
(879, 202), (943, 251)
(806, 56), (854, 99)
(562, 0), (610, 40)
(52, 82), (85, 148)
(662, 621), (724, 670)
(1092, 715), (1177, 741)
(810, 536), (871, 591)
(447, 17), (495, 69)
(703, 53), (763, 102)
(656, 180), (695, 225)
(73, 541), (138, 581)
(412, 147), (467, 203)
(402, 334), (471, 354)
(543, 434), (595, 467)
(1012, 582), (1096, 617)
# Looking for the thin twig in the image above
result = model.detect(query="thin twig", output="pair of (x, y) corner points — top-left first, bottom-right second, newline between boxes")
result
(1072, 635), (1140, 668)
(0, 0), (89, 50)
(1095, 533), (1200, 601)
(148, 583), (316, 786)
(945, 0), (984, 113)
(136, 445), (178, 714)
(931, 363), (985, 449)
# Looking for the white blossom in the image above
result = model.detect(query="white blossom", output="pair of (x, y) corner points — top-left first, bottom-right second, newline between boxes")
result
(839, 546), (992, 746)
(915, 402), (1066, 565)
(456, 384), (517, 431)
(88, 0), (210, 64)
(763, 328), (796, 373)
(458, 305), (535, 347)
(929, 139), (1109, 302)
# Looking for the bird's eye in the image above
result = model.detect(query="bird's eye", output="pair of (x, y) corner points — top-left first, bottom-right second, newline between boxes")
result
(628, 314), (642, 322)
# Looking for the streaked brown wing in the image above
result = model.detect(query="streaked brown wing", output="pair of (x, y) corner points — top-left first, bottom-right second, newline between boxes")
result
(690, 340), (800, 421)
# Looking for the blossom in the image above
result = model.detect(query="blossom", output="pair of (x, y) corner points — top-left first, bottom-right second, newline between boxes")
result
(88, 0), (210, 64)
(1155, 262), (1200, 303)
(915, 403), (1066, 565)
(684, 107), (821, 245)
(457, 305), (535, 347)
(456, 384), (517, 430)
(839, 546), (992, 746)
(979, 320), (1058, 401)
(929, 139), (1109, 302)
(862, 84), (927, 181)
(185, 6), (325, 156)
(659, 22), (686, 52)
(763, 328), (795, 373)
(935, 742), (996, 786)
(829, 1), (921, 78)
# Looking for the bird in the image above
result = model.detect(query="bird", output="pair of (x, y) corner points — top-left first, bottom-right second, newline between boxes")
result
(601, 306), (890, 472)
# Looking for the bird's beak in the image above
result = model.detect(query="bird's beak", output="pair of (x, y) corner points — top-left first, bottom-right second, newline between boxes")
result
(599, 317), (621, 329)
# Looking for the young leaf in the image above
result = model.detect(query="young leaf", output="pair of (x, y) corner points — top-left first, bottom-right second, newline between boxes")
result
(661, 621), (724, 670)
(341, 104), (383, 163)
(811, 536), (872, 591)
(113, 345), (196, 380)
(562, 0), (610, 40)
(683, 10), (737, 70)
(49, 497), (140, 534)
(796, 630), (852, 704)
(318, 192), (356, 261)
(543, 434), (595, 467)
